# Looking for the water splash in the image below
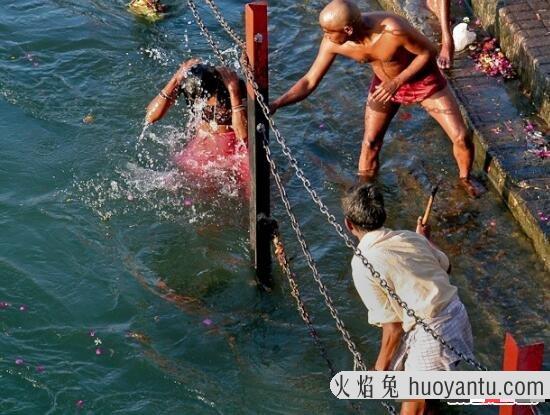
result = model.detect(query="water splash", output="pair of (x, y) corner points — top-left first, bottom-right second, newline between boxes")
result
(71, 102), (247, 224)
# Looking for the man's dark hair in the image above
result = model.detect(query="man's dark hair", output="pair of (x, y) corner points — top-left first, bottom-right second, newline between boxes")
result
(341, 183), (386, 231)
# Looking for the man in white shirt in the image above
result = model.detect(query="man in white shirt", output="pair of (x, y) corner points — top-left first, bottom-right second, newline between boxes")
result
(342, 183), (474, 414)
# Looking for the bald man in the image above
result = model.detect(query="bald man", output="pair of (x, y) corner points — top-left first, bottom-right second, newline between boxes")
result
(271, 0), (483, 197)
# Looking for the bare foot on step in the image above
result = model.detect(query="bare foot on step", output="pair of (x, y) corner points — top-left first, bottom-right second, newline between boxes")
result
(459, 176), (485, 198)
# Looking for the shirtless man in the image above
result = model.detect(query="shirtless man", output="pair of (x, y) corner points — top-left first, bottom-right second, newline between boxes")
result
(271, 0), (482, 197)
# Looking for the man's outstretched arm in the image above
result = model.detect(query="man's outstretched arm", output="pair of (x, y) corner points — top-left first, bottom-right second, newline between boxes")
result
(271, 38), (336, 113)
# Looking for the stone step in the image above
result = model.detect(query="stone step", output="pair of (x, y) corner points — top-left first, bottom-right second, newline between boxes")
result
(473, 0), (550, 123)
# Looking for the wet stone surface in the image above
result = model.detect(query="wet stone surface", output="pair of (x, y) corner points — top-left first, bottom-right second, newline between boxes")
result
(499, 0), (550, 123)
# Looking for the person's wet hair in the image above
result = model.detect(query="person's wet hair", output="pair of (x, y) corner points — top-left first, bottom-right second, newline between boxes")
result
(342, 183), (386, 231)
(180, 63), (245, 125)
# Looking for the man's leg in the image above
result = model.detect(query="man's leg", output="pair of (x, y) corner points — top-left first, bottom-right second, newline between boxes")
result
(426, 0), (454, 69)
(420, 86), (484, 197)
(358, 99), (400, 179)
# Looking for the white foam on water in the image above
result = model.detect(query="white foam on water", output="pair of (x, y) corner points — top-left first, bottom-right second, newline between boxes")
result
(71, 103), (247, 225)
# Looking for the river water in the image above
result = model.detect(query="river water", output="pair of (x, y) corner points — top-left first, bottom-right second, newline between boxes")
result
(0, 1), (548, 414)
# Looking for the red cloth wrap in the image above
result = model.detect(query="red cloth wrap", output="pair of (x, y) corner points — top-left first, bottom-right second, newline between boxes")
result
(369, 69), (447, 105)
(174, 131), (249, 185)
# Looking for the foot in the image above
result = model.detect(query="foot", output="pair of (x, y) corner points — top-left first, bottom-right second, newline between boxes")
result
(437, 41), (454, 69)
(459, 176), (485, 198)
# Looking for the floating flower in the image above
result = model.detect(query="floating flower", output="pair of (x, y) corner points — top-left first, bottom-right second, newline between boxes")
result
(470, 38), (516, 79)
(0, 302), (10, 309)
(82, 114), (94, 124)
(533, 149), (550, 159)
(89, 330), (96, 337)
(76, 400), (85, 408)
(19, 304), (27, 312)
(36, 365), (45, 373)
(94, 338), (102, 346)
(15, 358), (24, 365)
(202, 318), (213, 326)
(523, 121), (549, 158)
(183, 198), (193, 207)
(95, 347), (103, 356)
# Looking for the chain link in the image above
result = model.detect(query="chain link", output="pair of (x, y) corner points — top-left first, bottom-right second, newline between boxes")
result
(264, 127), (397, 415)
(187, 0), (372, 374)
(190, 0), (487, 373)
(187, 0), (229, 66)
(272, 231), (337, 377)
(203, 0), (245, 49)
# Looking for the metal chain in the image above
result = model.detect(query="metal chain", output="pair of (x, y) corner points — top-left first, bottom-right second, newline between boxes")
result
(263, 133), (368, 372)
(203, 0), (245, 49)
(187, 0), (229, 66)
(240, 46), (487, 373)
(272, 231), (337, 377)
(186, 0), (371, 377)
(263, 127), (397, 415)
(189, 0), (487, 372)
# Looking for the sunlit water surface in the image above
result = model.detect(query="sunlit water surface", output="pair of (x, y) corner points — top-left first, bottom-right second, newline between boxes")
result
(0, 1), (548, 414)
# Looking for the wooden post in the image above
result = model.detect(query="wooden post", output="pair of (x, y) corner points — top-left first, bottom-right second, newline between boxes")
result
(499, 333), (544, 415)
(246, 2), (272, 286)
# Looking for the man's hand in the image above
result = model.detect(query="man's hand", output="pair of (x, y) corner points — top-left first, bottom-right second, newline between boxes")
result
(370, 78), (402, 103)
(175, 58), (200, 84)
(416, 216), (431, 239)
(269, 100), (279, 115)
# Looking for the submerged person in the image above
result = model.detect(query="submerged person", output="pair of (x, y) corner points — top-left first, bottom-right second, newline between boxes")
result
(342, 183), (474, 415)
(145, 59), (249, 191)
(271, 0), (483, 197)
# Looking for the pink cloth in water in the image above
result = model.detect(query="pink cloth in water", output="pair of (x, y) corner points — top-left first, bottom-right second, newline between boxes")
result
(174, 131), (249, 186)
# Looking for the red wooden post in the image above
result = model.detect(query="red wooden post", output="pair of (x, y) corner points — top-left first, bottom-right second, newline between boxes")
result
(245, 2), (272, 286)
(499, 333), (544, 415)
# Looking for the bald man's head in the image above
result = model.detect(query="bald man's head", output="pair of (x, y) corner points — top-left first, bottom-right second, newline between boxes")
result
(319, 0), (362, 31)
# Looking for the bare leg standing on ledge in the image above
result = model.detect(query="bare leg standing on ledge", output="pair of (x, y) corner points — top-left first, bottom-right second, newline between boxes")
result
(426, 0), (454, 69)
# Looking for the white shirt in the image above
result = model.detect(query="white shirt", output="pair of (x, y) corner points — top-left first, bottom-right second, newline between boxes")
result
(351, 227), (457, 332)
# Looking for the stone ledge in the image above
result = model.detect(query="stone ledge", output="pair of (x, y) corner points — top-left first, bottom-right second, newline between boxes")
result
(498, 2), (550, 123)
(470, 0), (550, 123)
(374, 0), (550, 268)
